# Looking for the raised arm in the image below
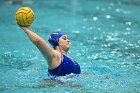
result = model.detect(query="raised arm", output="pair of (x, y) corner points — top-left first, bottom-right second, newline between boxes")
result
(21, 27), (55, 61)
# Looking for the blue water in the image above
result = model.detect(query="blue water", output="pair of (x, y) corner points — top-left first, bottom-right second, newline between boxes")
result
(0, 0), (140, 93)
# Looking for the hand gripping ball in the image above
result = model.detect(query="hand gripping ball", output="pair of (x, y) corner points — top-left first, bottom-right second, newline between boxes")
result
(16, 7), (35, 27)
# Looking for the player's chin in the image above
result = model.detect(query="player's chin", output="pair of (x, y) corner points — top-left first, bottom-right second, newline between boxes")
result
(67, 44), (70, 48)
(66, 45), (70, 50)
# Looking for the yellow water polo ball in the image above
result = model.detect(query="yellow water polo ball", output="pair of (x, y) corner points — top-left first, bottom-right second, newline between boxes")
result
(16, 7), (35, 27)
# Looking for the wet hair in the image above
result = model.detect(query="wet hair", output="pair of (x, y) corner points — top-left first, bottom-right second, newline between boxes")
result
(48, 32), (65, 49)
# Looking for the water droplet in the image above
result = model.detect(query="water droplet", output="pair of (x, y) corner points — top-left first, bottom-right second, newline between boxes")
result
(126, 28), (130, 31)
(111, 24), (115, 27)
(13, 50), (18, 53)
(106, 15), (111, 19)
(96, 6), (100, 10)
(56, 28), (61, 31)
(138, 40), (140, 44)
(110, 3), (114, 6)
(89, 27), (93, 30)
(82, 26), (86, 29)
(101, 8), (106, 11)
(126, 21), (132, 26)
(97, 28), (101, 31)
(93, 17), (98, 21)
(116, 9), (120, 12)
(72, 30), (79, 34)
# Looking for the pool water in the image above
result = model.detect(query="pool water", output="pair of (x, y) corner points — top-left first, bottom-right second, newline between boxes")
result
(0, 0), (140, 93)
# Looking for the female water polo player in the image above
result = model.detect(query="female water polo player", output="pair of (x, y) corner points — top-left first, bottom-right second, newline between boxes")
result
(20, 27), (81, 77)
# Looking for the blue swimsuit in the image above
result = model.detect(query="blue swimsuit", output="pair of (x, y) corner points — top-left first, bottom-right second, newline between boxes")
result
(48, 55), (81, 76)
